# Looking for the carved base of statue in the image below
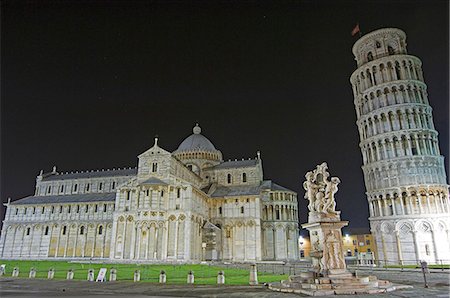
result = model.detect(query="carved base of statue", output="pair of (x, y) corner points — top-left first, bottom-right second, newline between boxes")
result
(302, 216), (348, 276)
(269, 213), (411, 295)
(268, 163), (411, 296)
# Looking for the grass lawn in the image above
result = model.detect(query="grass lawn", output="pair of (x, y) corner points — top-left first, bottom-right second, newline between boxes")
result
(0, 260), (287, 285)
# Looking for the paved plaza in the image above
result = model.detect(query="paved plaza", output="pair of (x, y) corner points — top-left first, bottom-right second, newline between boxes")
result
(0, 268), (448, 297)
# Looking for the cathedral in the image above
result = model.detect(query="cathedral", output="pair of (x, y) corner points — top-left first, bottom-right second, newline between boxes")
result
(0, 124), (299, 262)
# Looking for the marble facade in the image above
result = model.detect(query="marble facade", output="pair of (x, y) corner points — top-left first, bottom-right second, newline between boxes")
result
(0, 124), (299, 262)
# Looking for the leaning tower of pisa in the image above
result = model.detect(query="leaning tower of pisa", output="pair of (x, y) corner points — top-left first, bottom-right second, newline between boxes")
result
(350, 28), (450, 265)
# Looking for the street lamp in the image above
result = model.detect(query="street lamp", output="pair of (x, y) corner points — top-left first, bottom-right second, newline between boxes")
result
(298, 236), (304, 259)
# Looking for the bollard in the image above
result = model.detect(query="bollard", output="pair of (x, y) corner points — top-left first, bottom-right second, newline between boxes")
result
(159, 270), (166, 283)
(67, 269), (74, 280)
(29, 267), (36, 278)
(217, 271), (225, 284)
(187, 270), (194, 284)
(12, 267), (19, 277)
(48, 268), (54, 279)
(87, 269), (95, 282)
(110, 268), (117, 281)
(134, 270), (140, 282)
(249, 264), (258, 285)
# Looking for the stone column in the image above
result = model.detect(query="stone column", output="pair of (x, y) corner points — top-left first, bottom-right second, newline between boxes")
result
(129, 224), (136, 259)
(136, 227), (141, 260)
(395, 231), (403, 265)
(73, 227), (78, 258)
(431, 230), (439, 263)
(391, 198), (396, 215)
(412, 231), (420, 263)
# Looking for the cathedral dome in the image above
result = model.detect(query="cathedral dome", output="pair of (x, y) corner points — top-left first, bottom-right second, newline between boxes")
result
(175, 124), (217, 152)
(173, 124), (222, 163)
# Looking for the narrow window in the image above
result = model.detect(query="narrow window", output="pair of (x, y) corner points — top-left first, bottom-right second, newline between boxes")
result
(32, 207), (36, 214)
(73, 184), (78, 192)
(103, 204), (107, 212)
(388, 46), (395, 55)
(98, 226), (103, 235)
(80, 226), (84, 235)
(85, 205), (89, 213)
(152, 163), (158, 172)
(59, 206), (63, 213)
(241, 206), (244, 214)
(126, 191), (130, 200)
(24, 207), (27, 215)
(60, 185), (64, 193)
(276, 209), (280, 220)
(62, 226), (67, 235)
(44, 226), (49, 236)
(367, 52), (373, 61)
(99, 182), (103, 191)
(227, 174), (232, 184)
(161, 190), (164, 197)
(242, 173), (247, 183)
(177, 188), (181, 198)
(76, 205), (80, 213)
(68, 205), (71, 213)
(41, 206), (45, 214)
(26, 227), (30, 235)
(47, 186), (51, 194)
(146, 189), (149, 196)
(15, 208), (18, 215)
(86, 183), (90, 192)
(219, 207), (222, 215)
(51, 206), (55, 214)
(112, 181), (116, 189)
(95, 205), (98, 212)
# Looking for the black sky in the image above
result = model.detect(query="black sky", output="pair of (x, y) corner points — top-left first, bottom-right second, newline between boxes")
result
(1, 0), (449, 230)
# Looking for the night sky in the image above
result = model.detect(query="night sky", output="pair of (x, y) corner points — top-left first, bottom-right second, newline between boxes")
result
(1, 1), (449, 231)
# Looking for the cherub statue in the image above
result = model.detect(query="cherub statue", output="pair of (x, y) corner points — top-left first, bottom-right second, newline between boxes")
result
(323, 177), (340, 213)
(303, 171), (319, 212)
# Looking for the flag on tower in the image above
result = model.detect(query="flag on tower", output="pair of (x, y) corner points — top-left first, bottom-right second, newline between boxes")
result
(351, 23), (360, 36)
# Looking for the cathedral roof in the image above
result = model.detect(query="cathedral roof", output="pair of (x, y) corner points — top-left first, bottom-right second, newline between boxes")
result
(10, 192), (116, 205)
(173, 124), (218, 153)
(211, 159), (258, 169)
(261, 180), (295, 193)
(41, 167), (137, 181)
(205, 180), (295, 198)
(140, 177), (167, 185)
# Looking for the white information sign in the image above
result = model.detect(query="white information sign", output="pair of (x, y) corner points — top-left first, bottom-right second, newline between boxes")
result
(96, 268), (107, 282)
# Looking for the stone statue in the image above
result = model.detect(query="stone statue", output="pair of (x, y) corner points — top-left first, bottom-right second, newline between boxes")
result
(303, 171), (319, 212)
(323, 177), (340, 214)
(303, 162), (340, 214)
